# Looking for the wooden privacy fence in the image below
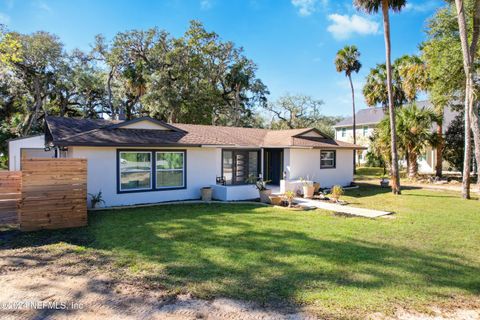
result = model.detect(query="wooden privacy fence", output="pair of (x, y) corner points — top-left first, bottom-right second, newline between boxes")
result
(0, 171), (21, 224)
(19, 158), (87, 231)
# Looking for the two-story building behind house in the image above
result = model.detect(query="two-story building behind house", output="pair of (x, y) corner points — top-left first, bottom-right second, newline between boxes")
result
(333, 101), (457, 173)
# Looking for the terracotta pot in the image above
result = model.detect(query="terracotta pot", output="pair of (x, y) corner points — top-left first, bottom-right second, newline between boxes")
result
(259, 189), (272, 203)
(303, 185), (315, 198)
(268, 195), (282, 206)
(201, 187), (212, 201)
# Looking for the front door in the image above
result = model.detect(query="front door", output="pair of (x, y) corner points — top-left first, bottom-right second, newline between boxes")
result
(264, 149), (283, 185)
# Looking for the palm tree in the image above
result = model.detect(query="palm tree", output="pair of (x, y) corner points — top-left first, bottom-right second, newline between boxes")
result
(354, 0), (406, 195)
(396, 104), (437, 179)
(334, 45), (362, 173)
(396, 55), (441, 177)
(369, 117), (395, 173)
(363, 62), (406, 109)
(396, 55), (429, 103)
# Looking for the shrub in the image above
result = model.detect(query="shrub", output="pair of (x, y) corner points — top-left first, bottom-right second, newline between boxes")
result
(88, 191), (105, 208)
(365, 150), (385, 168)
(283, 190), (295, 207)
(330, 185), (344, 200)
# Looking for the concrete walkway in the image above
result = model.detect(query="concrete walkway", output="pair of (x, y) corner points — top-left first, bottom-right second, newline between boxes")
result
(295, 198), (393, 218)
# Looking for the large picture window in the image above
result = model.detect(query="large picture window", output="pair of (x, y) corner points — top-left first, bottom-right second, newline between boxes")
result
(118, 150), (186, 193)
(156, 152), (184, 188)
(320, 150), (336, 169)
(119, 151), (152, 191)
(222, 150), (260, 185)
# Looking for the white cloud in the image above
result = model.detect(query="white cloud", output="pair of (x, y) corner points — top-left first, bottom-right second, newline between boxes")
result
(34, 0), (52, 12)
(200, 0), (213, 10)
(291, 0), (316, 16)
(291, 0), (327, 16)
(327, 14), (379, 40)
(0, 12), (10, 25)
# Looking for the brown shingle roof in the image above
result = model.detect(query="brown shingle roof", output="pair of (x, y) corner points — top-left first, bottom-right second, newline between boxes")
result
(46, 116), (365, 149)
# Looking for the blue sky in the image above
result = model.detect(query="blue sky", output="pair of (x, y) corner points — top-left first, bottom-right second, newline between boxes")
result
(0, 0), (443, 117)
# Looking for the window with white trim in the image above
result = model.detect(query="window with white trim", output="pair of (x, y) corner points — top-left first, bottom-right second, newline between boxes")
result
(341, 128), (346, 137)
(156, 152), (185, 188)
(320, 150), (336, 169)
(119, 151), (152, 191)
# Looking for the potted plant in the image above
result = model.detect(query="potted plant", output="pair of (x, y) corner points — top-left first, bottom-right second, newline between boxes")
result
(247, 176), (271, 203)
(201, 187), (212, 201)
(313, 182), (321, 194)
(300, 177), (315, 199)
(283, 190), (296, 207)
(330, 185), (344, 202)
(257, 180), (272, 203)
(88, 191), (105, 209)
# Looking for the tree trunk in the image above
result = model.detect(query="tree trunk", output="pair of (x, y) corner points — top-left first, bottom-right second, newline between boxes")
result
(435, 121), (444, 178)
(408, 150), (418, 180)
(25, 76), (43, 135)
(455, 0), (473, 199)
(470, 102), (480, 187)
(382, 0), (401, 195)
(107, 69), (114, 117)
(348, 74), (356, 174)
(469, 1), (480, 189)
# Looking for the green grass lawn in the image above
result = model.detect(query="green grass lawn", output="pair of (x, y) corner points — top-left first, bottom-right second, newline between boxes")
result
(2, 184), (480, 318)
(355, 166), (386, 180)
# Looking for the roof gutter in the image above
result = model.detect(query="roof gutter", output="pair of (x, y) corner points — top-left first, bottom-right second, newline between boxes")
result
(333, 122), (379, 128)
(52, 141), (204, 148)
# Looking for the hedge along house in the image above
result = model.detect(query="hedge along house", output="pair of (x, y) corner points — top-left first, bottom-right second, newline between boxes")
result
(9, 116), (365, 208)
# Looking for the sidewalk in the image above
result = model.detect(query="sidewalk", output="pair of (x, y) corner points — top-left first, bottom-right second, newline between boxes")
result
(295, 197), (393, 218)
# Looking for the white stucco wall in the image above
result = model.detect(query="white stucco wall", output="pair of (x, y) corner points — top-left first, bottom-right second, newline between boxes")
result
(8, 135), (53, 171)
(211, 184), (259, 201)
(284, 148), (354, 188)
(69, 146), (219, 208)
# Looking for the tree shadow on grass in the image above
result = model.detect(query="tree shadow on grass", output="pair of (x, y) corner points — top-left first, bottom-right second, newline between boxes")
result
(346, 183), (423, 198)
(1, 203), (479, 314)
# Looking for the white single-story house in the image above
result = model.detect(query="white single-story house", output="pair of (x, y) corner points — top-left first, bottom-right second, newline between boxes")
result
(9, 116), (364, 208)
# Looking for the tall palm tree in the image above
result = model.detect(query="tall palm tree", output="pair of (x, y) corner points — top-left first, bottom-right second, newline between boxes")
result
(354, 0), (406, 195)
(334, 45), (362, 173)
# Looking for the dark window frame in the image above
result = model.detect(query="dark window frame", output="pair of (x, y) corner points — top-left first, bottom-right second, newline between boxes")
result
(320, 150), (336, 169)
(117, 149), (187, 194)
(221, 149), (261, 185)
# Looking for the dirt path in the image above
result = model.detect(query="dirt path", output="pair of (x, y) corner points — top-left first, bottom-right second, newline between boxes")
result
(0, 245), (478, 320)
(0, 245), (314, 320)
